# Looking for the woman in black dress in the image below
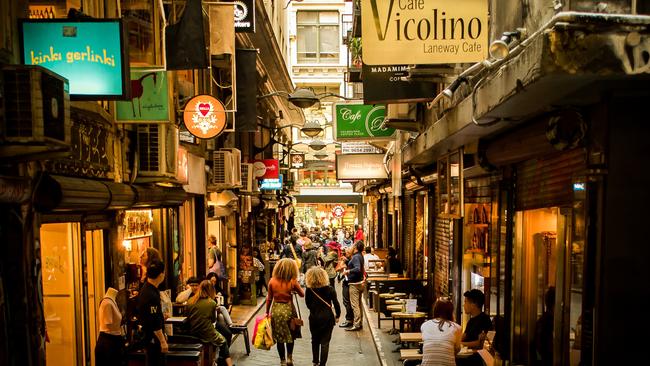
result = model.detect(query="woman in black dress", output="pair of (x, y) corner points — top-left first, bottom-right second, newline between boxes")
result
(305, 267), (341, 366)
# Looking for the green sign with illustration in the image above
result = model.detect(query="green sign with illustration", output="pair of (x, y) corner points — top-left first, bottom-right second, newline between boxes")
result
(334, 102), (394, 141)
(116, 69), (169, 122)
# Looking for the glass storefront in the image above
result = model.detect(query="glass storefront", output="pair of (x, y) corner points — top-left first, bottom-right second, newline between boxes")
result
(41, 223), (105, 366)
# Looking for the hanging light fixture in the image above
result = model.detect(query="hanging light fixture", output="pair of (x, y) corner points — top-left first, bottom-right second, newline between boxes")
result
(313, 153), (329, 160)
(287, 88), (320, 108)
(308, 139), (327, 151)
(301, 120), (324, 137)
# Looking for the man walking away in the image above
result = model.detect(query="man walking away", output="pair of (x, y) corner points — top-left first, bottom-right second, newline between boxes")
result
(343, 241), (365, 331)
(338, 246), (354, 328)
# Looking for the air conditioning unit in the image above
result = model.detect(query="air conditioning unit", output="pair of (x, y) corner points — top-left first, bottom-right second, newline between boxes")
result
(384, 103), (419, 132)
(240, 163), (255, 193)
(136, 123), (179, 177)
(1, 65), (70, 156)
(211, 150), (236, 188)
(220, 148), (241, 187)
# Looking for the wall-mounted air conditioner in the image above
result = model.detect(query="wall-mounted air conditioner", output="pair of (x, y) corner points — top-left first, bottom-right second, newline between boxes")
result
(136, 123), (179, 177)
(240, 163), (255, 193)
(220, 148), (241, 187)
(211, 150), (235, 188)
(1, 65), (70, 156)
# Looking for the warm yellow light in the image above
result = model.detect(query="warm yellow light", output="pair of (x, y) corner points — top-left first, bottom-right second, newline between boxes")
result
(122, 240), (132, 251)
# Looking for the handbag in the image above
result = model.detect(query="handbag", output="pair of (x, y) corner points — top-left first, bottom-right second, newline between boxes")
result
(288, 293), (303, 339)
(309, 288), (332, 309)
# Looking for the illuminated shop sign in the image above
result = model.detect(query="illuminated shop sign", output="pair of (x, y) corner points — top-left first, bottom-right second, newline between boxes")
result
(260, 176), (283, 190)
(336, 154), (388, 179)
(117, 69), (170, 122)
(251, 159), (280, 179)
(20, 19), (129, 99)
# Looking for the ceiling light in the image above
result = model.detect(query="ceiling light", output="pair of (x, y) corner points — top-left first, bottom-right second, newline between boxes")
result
(301, 120), (324, 137)
(313, 153), (329, 160)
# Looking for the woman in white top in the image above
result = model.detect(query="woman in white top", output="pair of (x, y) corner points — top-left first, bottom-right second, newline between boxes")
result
(95, 287), (125, 366)
(420, 298), (462, 366)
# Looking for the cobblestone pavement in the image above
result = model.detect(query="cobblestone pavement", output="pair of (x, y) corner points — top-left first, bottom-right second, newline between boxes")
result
(228, 283), (381, 366)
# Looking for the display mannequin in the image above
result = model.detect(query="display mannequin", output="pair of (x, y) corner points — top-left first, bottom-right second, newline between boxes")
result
(95, 287), (126, 366)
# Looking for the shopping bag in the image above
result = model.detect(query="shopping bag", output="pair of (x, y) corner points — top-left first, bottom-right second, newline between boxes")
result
(251, 315), (265, 344)
(253, 316), (274, 350)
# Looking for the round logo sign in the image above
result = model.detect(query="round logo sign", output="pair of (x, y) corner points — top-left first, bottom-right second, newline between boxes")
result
(365, 105), (389, 137)
(233, 1), (248, 21)
(183, 95), (227, 139)
(331, 205), (345, 218)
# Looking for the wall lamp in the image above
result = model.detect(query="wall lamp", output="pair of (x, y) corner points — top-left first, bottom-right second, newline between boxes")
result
(489, 30), (523, 60)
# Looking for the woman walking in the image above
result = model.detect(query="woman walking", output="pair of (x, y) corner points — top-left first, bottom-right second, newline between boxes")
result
(266, 258), (305, 366)
(185, 280), (234, 366)
(419, 298), (462, 366)
(305, 267), (340, 366)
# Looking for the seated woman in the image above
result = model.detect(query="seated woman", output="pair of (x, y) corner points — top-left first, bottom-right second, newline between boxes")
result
(419, 298), (462, 366)
(185, 280), (233, 366)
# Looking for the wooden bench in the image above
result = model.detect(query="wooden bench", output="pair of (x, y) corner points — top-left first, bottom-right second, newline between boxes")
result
(399, 332), (423, 343)
(400, 348), (422, 361)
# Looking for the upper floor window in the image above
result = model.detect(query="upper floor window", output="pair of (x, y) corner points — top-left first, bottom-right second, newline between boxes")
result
(297, 11), (339, 63)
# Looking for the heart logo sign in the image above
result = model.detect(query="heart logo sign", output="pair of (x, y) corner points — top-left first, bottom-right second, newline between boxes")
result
(198, 103), (211, 116)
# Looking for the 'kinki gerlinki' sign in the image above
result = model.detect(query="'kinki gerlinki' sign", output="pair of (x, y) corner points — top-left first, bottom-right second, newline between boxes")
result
(361, 0), (488, 65)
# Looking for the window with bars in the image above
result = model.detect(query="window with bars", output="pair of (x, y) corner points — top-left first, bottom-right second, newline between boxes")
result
(296, 11), (339, 63)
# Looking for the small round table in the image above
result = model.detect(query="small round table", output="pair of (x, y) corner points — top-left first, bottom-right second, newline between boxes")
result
(386, 299), (405, 305)
(391, 312), (427, 333)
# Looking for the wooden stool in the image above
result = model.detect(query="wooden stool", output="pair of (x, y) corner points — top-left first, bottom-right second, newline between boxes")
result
(229, 324), (250, 356)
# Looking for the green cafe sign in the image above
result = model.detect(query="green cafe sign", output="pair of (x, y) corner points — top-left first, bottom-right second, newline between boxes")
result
(334, 102), (395, 141)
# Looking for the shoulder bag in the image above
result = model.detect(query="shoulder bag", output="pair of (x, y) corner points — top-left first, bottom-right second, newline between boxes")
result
(309, 288), (332, 309)
(289, 292), (303, 339)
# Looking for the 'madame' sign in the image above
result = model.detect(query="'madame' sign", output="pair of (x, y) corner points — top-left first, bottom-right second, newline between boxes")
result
(361, 0), (488, 65)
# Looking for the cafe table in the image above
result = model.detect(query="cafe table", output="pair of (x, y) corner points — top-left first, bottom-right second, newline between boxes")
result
(391, 311), (426, 333)
(399, 332), (423, 343)
(165, 316), (188, 325)
(377, 293), (407, 329)
(400, 348), (422, 361)
(385, 299), (405, 305)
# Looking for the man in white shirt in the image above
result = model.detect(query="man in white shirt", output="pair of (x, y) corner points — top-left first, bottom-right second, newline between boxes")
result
(363, 246), (380, 270)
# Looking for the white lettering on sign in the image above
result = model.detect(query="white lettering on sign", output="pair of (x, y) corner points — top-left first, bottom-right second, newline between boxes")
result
(340, 108), (362, 124)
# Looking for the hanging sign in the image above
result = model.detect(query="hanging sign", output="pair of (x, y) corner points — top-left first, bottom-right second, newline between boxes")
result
(290, 154), (305, 169)
(331, 205), (346, 218)
(334, 101), (395, 141)
(20, 19), (129, 99)
(361, 0), (489, 65)
(260, 176), (283, 190)
(229, 0), (255, 33)
(251, 159), (280, 179)
(183, 94), (227, 139)
(116, 68), (170, 122)
(362, 63), (436, 104)
(336, 154), (388, 179)
(341, 142), (384, 154)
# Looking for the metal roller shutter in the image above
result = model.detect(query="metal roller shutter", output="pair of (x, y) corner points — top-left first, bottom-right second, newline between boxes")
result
(516, 148), (586, 210)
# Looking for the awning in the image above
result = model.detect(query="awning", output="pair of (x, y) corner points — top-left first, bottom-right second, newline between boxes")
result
(34, 174), (186, 212)
(404, 12), (650, 165)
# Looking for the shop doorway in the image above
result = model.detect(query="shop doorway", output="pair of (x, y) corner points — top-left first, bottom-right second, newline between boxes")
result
(41, 223), (105, 366)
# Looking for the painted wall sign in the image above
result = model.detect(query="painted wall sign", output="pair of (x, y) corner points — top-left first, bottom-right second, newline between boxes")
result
(116, 69), (169, 122)
(331, 205), (346, 218)
(361, 0), (489, 65)
(336, 154), (388, 180)
(251, 159), (279, 179)
(334, 102), (395, 141)
(362, 63), (436, 104)
(227, 0), (255, 33)
(20, 19), (128, 99)
(260, 176), (283, 190)
(183, 94), (227, 139)
(290, 154), (305, 169)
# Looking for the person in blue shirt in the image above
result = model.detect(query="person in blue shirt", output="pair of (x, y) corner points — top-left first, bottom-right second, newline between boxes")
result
(342, 241), (365, 331)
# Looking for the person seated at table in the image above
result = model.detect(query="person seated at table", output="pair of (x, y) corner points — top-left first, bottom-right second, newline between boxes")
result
(175, 276), (201, 303)
(363, 246), (380, 271)
(185, 280), (234, 366)
(387, 247), (403, 275)
(457, 289), (493, 366)
(419, 298), (462, 366)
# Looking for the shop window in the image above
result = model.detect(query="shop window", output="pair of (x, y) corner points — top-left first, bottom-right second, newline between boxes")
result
(28, 0), (81, 19)
(296, 11), (340, 63)
(437, 150), (463, 218)
(121, 0), (160, 65)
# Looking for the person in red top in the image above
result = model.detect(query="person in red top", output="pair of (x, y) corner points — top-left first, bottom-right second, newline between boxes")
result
(354, 225), (364, 242)
(266, 258), (305, 366)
